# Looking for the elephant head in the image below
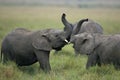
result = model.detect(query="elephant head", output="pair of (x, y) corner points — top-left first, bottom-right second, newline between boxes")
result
(32, 25), (72, 52)
(42, 29), (69, 50)
(70, 32), (96, 55)
(32, 14), (73, 52)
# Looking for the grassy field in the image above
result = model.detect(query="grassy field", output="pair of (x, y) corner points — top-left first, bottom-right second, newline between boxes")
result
(0, 6), (120, 80)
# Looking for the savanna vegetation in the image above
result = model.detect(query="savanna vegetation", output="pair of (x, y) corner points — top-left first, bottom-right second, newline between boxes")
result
(0, 6), (120, 80)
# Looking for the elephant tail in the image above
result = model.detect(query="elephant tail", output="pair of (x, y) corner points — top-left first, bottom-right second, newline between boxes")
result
(1, 48), (3, 63)
(0, 49), (2, 62)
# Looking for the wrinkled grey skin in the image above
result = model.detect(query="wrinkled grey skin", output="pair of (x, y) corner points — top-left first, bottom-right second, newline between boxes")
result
(71, 32), (120, 69)
(62, 13), (103, 55)
(1, 24), (72, 72)
(71, 19), (103, 36)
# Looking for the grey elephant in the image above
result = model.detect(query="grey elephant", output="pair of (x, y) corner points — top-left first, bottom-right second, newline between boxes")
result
(62, 13), (103, 36)
(62, 13), (103, 55)
(70, 32), (120, 69)
(72, 19), (103, 35)
(1, 22), (72, 72)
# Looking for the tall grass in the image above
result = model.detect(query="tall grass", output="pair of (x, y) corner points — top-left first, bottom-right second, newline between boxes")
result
(0, 6), (120, 80)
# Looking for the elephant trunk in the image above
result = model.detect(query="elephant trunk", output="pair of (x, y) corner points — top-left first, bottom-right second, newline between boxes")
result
(61, 13), (73, 41)
(72, 19), (88, 35)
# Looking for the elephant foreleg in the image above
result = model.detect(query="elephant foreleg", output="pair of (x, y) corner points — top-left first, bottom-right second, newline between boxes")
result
(35, 50), (51, 72)
(86, 53), (98, 69)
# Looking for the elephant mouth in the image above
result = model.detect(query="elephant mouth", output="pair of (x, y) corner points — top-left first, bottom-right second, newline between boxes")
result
(86, 53), (91, 55)
(53, 41), (67, 50)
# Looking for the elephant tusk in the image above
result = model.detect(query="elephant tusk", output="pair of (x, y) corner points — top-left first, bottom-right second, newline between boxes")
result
(64, 39), (69, 43)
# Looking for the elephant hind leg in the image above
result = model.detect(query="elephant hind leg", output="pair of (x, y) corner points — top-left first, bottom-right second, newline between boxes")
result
(2, 51), (14, 64)
(97, 55), (101, 67)
(114, 64), (120, 70)
(35, 50), (51, 72)
(3, 52), (9, 64)
(2, 45), (14, 64)
(114, 62), (120, 70)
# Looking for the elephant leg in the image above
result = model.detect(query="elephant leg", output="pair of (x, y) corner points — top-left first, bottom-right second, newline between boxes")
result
(35, 50), (51, 72)
(114, 64), (120, 70)
(86, 53), (98, 69)
(3, 54), (8, 64)
(3, 52), (10, 64)
(97, 56), (101, 67)
(114, 62), (120, 70)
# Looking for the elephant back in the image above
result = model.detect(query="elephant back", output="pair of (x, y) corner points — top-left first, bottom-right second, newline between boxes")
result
(80, 20), (103, 34)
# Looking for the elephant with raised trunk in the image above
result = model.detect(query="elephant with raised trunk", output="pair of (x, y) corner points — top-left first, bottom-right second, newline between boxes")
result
(62, 13), (103, 55)
(61, 13), (88, 41)
(62, 13), (103, 36)
(70, 32), (120, 69)
(54, 13), (88, 54)
(1, 20), (72, 72)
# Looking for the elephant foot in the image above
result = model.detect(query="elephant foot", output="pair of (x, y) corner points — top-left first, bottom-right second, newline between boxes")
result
(114, 65), (120, 70)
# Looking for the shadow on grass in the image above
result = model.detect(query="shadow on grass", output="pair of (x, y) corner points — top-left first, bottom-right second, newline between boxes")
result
(18, 63), (39, 75)
(0, 61), (49, 76)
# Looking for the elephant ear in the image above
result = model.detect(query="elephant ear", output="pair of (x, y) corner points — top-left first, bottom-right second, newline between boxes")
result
(32, 34), (52, 51)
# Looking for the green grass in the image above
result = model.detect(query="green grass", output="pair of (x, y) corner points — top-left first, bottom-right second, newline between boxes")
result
(0, 6), (120, 80)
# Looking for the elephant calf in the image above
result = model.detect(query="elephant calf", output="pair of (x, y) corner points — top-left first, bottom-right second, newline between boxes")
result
(1, 23), (72, 72)
(70, 32), (120, 69)
(62, 13), (103, 55)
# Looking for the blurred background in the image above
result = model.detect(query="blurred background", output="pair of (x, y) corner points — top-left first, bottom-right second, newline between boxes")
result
(0, 0), (120, 8)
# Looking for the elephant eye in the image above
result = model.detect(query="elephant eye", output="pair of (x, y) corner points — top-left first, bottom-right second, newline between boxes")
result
(82, 39), (88, 44)
(55, 34), (59, 37)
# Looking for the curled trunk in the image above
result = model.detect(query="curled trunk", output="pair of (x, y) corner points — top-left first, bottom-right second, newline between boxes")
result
(72, 19), (88, 35)
(61, 13), (73, 41)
